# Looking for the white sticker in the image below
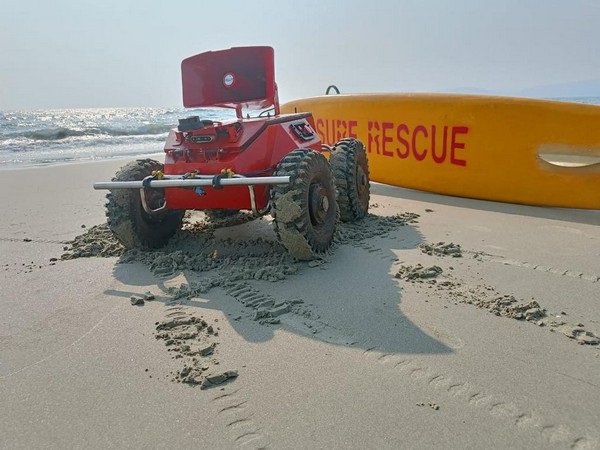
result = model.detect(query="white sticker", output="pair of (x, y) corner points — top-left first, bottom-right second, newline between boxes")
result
(223, 73), (234, 87)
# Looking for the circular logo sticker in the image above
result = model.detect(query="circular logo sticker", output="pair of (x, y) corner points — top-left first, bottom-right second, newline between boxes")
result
(223, 73), (234, 87)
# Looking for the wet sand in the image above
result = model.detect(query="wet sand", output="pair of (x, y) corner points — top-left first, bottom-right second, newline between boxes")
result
(1, 159), (599, 449)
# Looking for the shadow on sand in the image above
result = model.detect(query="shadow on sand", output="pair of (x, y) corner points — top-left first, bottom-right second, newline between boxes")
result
(106, 212), (451, 356)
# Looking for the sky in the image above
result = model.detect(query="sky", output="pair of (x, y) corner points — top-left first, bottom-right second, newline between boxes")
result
(2, 0), (600, 110)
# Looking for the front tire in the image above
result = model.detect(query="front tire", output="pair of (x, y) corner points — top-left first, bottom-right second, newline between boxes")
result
(106, 159), (184, 249)
(330, 138), (370, 222)
(271, 149), (338, 260)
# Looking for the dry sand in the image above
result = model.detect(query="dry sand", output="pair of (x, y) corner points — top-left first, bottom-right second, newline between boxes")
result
(1, 158), (599, 449)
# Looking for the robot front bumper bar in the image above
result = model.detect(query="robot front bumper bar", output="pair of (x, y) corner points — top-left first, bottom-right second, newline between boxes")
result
(93, 174), (291, 216)
(93, 174), (290, 190)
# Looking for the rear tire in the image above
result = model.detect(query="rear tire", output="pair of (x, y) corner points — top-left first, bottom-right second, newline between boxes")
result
(271, 149), (338, 260)
(330, 138), (370, 222)
(106, 159), (184, 249)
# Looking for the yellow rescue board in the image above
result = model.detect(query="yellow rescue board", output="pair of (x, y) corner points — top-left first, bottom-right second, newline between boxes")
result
(281, 94), (600, 209)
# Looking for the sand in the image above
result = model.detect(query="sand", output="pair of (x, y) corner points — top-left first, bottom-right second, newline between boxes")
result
(1, 158), (599, 449)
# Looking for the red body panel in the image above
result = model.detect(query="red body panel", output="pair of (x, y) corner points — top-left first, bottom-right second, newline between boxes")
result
(163, 114), (321, 210)
(181, 47), (276, 112)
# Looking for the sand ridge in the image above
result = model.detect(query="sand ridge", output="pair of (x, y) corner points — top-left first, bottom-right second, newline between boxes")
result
(394, 260), (600, 346)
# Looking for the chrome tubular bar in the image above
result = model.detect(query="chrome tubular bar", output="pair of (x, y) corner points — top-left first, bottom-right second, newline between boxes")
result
(93, 175), (290, 190)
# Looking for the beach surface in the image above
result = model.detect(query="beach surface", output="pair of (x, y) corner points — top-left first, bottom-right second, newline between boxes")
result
(1, 158), (599, 449)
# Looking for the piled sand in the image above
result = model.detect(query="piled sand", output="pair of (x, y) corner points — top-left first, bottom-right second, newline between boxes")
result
(394, 258), (599, 346)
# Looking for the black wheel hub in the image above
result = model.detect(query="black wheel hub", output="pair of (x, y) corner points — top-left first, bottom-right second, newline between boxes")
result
(356, 165), (368, 193)
(308, 183), (330, 225)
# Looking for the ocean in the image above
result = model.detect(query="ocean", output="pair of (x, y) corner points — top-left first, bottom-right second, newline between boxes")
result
(1, 97), (599, 168)
(0, 107), (234, 168)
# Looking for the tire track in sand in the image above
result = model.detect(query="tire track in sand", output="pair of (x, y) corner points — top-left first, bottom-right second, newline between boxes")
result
(360, 345), (598, 449)
(218, 235), (598, 449)
(468, 251), (600, 284)
(211, 388), (269, 449)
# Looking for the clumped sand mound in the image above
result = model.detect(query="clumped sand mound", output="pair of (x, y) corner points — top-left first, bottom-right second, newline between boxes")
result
(395, 261), (600, 346)
(419, 242), (462, 257)
(154, 312), (238, 389)
(61, 224), (125, 259)
(61, 212), (420, 267)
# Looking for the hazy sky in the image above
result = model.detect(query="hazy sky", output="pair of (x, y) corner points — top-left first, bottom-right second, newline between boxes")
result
(2, 0), (599, 110)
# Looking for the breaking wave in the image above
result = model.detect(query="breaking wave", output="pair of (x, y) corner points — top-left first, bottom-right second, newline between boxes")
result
(19, 124), (173, 141)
